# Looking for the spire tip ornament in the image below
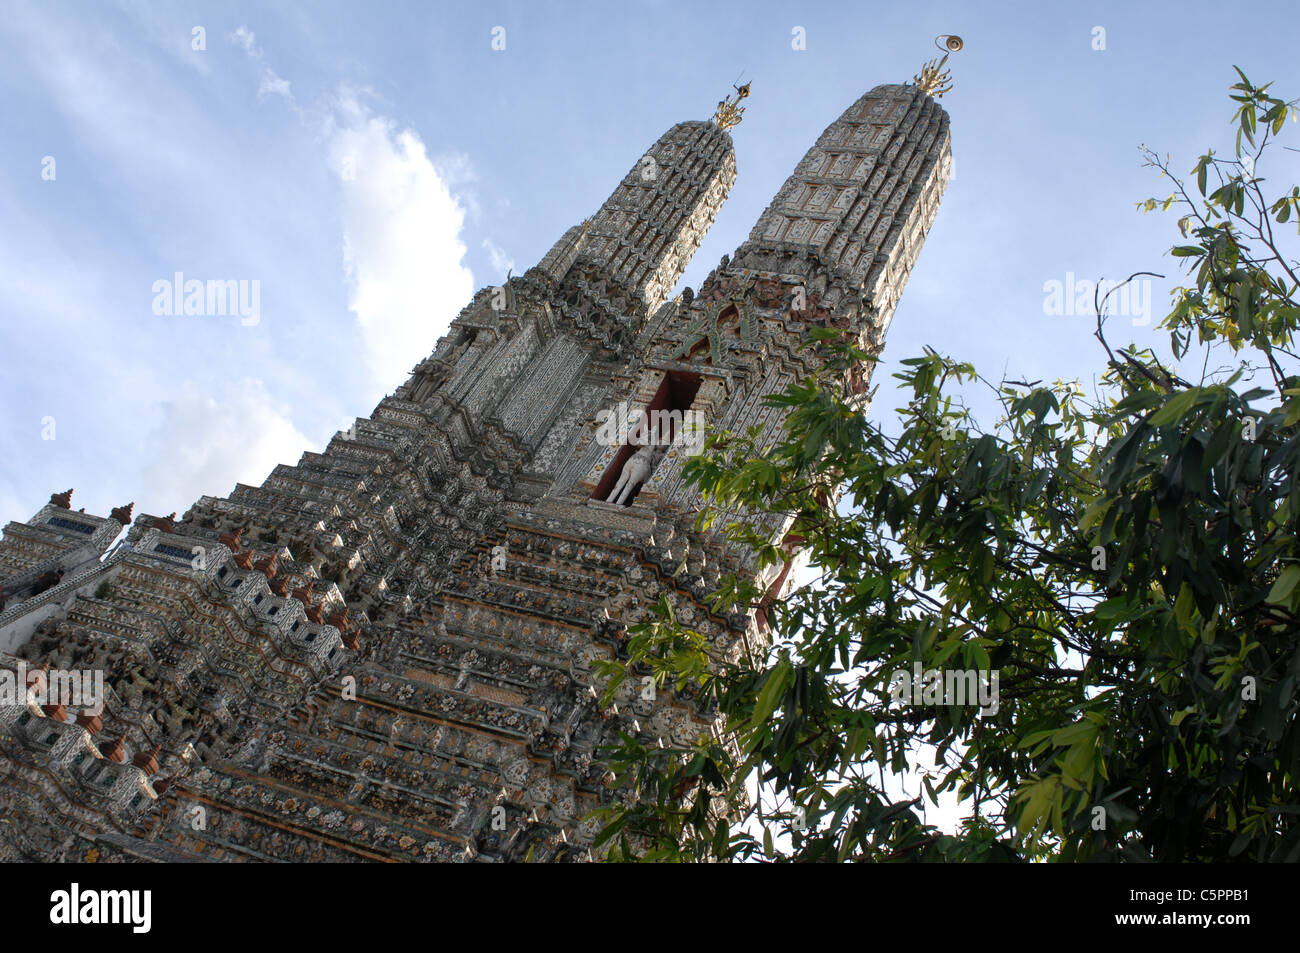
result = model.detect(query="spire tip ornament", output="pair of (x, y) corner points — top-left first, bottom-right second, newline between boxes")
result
(913, 35), (963, 99)
(713, 81), (751, 131)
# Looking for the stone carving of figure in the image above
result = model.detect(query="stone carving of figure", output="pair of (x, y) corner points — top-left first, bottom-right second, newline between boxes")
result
(607, 443), (665, 506)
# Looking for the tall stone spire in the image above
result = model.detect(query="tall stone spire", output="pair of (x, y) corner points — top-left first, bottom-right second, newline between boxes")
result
(552, 118), (737, 316)
(734, 82), (951, 341)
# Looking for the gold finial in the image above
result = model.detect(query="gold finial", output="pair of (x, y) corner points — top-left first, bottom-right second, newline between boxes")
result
(913, 35), (963, 99)
(713, 81), (751, 131)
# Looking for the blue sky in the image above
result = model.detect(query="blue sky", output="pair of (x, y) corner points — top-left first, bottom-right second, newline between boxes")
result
(1, 0), (1297, 530)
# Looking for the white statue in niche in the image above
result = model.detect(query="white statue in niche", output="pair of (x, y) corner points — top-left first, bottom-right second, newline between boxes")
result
(606, 442), (666, 506)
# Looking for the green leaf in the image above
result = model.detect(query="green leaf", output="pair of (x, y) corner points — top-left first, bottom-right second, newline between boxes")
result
(751, 656), (792, 727)
(1052, 721), (1098, 747)
(1079, 497), (1109, 534)
(1148, 388), (1200, 427)
(1265, 564), (1300, 605)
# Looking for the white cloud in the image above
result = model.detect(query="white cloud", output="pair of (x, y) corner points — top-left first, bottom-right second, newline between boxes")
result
(258, 67), (293, 103)
(326, 87), (475, 394)
(482, 237), (515, 279)
(230, 27), (294, 106)
(138, 379), (312, 515)
(224, 35), (477, 396)
(434, 152), (481, 223)
(230, 26), (262, 59)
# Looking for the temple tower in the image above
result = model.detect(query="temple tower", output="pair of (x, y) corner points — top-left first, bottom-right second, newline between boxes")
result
(0, 68), (952, 862)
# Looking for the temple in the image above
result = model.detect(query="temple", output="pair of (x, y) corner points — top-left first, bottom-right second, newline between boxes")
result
(0, 73), (952, 862)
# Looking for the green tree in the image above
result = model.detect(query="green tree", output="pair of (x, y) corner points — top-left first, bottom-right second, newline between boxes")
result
(592, 70), (1300, 862)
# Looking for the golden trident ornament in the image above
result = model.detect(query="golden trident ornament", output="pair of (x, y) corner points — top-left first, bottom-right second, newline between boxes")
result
(914, 35), (963, 99)
(713, 81), (751, 131)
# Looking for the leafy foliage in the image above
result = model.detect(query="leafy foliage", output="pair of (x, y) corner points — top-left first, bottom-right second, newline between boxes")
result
(591, 70), (1300, 862)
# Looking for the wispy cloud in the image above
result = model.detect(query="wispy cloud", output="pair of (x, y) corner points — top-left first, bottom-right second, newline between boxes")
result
(138, 378), (312, 515)
(231, 26), (296, 107)
(482, 237), (515, 279)
(229, 25), (262, 59)
(229, 27), (475, 395)
(258, 68), (294, 103)
(325, 86), (475, 395)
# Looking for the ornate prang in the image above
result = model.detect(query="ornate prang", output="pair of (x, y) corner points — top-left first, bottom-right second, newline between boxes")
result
(713, 81), (751, 130)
